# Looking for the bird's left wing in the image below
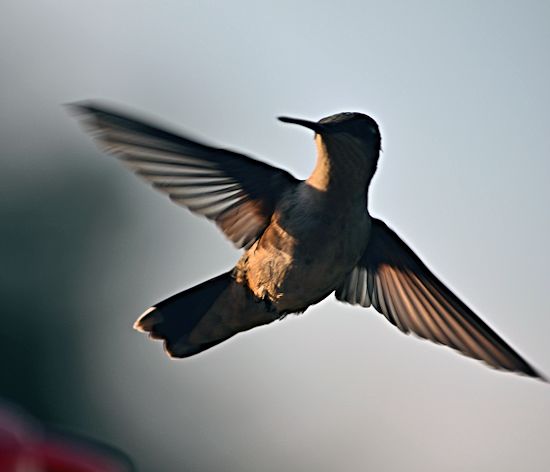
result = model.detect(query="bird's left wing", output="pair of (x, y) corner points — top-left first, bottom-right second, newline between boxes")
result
(335, 218), (545, 380)
(69, 102), (299, 248)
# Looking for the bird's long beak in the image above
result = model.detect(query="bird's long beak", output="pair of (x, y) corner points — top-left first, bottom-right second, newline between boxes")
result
(278, 116), (325, 134)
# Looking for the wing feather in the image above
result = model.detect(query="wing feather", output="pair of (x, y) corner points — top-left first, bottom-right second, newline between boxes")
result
(69, 102), (299, 248)
(336, 218), (545, 380)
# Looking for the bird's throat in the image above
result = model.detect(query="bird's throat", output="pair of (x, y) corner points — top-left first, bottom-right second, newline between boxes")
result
(306, 134), (378, 197)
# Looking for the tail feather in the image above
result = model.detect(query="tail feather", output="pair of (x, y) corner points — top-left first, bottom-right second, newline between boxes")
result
(134, 271), (278, 358)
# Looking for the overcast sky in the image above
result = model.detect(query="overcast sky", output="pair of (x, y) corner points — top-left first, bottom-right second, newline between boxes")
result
(1, 1), (549, 471)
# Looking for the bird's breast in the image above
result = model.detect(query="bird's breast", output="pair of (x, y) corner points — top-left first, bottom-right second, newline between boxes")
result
(238, 183), (370, 313)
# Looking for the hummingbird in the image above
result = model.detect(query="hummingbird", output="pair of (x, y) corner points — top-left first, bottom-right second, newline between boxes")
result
(70, 102), (545, 381)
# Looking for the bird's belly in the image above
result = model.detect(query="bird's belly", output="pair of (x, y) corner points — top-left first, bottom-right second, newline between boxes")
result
(273, 251), (354, 312)
(239, 202), (370, 313)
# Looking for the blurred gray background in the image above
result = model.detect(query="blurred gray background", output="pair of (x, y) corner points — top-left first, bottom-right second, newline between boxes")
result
(1, 1), (549, 471)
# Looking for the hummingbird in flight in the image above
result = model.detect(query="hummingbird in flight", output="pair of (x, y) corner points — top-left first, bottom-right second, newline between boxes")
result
(70, 103), (545, 381)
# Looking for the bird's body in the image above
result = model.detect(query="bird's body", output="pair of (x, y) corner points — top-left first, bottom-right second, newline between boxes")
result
(238, 169), (370, 314)
(70, 103), (545, 381)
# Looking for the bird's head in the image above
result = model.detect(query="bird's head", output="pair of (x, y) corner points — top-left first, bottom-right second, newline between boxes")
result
(279, 112), (381, 191)
(279, 112), (381, 151)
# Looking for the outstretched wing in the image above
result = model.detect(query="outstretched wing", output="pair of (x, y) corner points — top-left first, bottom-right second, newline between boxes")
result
(69, 102), (299, 248)
(336, 218), (545, 380)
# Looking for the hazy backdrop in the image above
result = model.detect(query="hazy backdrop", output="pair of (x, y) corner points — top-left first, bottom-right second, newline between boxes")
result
(1, 1), (549, 471)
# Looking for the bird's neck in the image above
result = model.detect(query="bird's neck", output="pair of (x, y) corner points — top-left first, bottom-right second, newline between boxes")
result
(306, 135), (378, 200)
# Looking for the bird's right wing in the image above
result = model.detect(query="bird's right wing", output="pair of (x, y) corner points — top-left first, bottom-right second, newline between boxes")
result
(335, 218), (545, 380)
(69, 102), (300, 249)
